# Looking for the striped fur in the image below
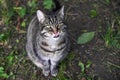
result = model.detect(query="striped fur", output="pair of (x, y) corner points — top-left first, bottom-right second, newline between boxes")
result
(26, 6), (70, 76)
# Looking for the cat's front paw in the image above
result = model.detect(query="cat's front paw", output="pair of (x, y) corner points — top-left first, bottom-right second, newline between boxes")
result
(42, 70), (50, 76)
(51, 69), (58, 77)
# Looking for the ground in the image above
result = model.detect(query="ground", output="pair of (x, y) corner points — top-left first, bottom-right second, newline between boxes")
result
(0, 0), (120, 80)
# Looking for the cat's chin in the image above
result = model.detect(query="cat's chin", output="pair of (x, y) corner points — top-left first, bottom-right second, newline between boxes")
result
(53, 36), (60, 40)
(53, 35), (59, 38)
(53, 37), (59, 39)
(46, 36), (60, 40)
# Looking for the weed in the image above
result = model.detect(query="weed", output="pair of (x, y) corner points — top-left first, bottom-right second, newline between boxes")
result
(21, 20), (26, 27)
(27, 0), (38, 15)
(105, 0), (111, 4)
(27, 0), (37, 8)
(0, 66), (14, 79)
(78, 60), (93, 80)
(0, 67), (9, 79)
(0, 0), (14, 25)
(0, 50), (16, 79)
(13, 7), (26, 18)
(6, 50), (15, 66)
(103, 20), (120, 49)
(90, 10), (98, 18)
(52, 62), (68, 80)
(43, 0), (55, 10)
(0, 32), (10, 45)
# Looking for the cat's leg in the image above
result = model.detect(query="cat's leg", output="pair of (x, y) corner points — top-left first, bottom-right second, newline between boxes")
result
(50, 60), (58, 77)
(42, 60), (50, 76)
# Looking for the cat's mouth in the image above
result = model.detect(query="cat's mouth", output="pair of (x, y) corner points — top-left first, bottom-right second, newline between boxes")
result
(54, 35), (59, 38)
(53, 33), (59, 38)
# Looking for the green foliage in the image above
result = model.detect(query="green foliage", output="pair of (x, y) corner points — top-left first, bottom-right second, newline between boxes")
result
(0, 34), (6, 41)
(52, 62), (68, 80)
(77, 32), (95, 44)
(78, 60), (92, 75)
(0, 67), (9, 79)
(27, 0), (37, 8)
(21, 20), (26, 27)
(78, 60), (92, 79)
(0, 28), (12, 45)
(13, 7), (26, 18)
(0, 67), (14, 79)
(86, 60), (92, 69)
(78, 61), (85, 73)
(90, 10), (98, 18)
(1, 0), (37, 27)
(0, 33), (10, 42)
(43, 0), (55, 10)
(6, 50), (15, 66)
(105, 0), (111, 4)
(0, 0), (14, 25)
(27, 0), (38, 14)
(103, 20), (120, 49)
(0, 50), (17, 79)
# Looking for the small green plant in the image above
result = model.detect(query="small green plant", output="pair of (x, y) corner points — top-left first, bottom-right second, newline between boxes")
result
(105, 0), (111, 4)
(27, 0), (38, 14)
(0, 28), (12, 45)
(6, 50), (15, 66)
(27, 0), (37, 8)
(78, 60), (93, 80)
(90, 10), (98, 18)
(77, 32), (95, 44)
(0, 66), (14, 79)
(0, 67), (9, 79)
(13, 7), (26, 18)
(103, 20), (120, 49)
(53, 62), (68, 80)
(0, 33), (10, 45)
(0, 0), (14, 25)
(43, 0), (55, 10)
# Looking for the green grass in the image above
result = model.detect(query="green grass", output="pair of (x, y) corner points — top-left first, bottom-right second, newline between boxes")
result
(78, 60), (94, 80)
(103, 19), (120, 49)
(43, 0), (55, 10)
(0, 50), (17, 79)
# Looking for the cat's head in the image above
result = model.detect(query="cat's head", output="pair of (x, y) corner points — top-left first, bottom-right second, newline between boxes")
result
(37, 6), (67, 40)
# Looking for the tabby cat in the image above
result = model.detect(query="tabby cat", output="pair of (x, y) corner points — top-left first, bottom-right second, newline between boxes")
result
(26, 6), (70, 76)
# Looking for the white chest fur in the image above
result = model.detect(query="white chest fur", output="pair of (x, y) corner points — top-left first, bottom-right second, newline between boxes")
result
(47, 37), (61, 50)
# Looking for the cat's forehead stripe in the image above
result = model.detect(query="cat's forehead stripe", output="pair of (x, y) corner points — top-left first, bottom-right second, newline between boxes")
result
(48, 16), (58, 25)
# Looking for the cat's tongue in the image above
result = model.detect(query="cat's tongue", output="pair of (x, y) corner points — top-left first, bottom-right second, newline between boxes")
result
(54, 33), (59, 38)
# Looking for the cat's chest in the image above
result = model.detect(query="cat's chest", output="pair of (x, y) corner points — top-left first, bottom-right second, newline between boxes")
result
(47, 39), (59, 50)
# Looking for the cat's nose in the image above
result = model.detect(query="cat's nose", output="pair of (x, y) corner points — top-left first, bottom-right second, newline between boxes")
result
(53, 28), (58, 34)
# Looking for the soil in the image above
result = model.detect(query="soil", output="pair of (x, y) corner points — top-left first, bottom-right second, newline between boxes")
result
(0, 0), (120, 80)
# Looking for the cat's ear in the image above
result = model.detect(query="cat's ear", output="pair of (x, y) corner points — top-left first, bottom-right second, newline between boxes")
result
(37, 10), (45, 23)
(58, 6), (64, 19)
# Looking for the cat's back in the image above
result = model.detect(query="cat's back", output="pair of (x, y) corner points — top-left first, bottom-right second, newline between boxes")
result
(26, 16), (39, 53)
(27, 16), (39, 37)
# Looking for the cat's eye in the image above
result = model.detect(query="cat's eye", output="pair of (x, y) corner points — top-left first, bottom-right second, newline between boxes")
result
(46, 26), (51, 28)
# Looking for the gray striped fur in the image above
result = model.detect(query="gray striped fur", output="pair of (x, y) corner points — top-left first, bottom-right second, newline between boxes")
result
(26, 6), (70, 76)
